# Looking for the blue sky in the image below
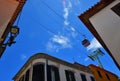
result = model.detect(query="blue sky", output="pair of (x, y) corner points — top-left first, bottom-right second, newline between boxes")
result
(0, 0), (120, 81)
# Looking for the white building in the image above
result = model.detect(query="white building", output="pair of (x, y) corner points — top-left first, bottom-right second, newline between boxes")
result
(13, 53), (95, 81)
(79, 0), (120, 70)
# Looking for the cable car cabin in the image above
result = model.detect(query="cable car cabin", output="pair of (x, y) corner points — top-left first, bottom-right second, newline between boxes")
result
(82, 39), (90, 47)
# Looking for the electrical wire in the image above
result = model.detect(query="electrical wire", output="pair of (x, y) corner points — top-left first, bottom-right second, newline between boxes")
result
(24, 0), (111, 67)
(40, 0), (85, 37)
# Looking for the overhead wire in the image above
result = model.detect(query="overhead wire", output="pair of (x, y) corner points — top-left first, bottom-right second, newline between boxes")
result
(37, 0), (119, 70)
(25, 0), (114, 67)
(40, 0), (85, 37)
(23, 0), (89, 59)
(38, 0), (87, 49)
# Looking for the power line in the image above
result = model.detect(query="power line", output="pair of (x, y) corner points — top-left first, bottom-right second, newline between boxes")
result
(40, 0), (85, 36)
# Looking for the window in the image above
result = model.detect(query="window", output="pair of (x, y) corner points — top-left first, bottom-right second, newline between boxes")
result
(32, 64), (44, 81)
(25, 69), (30, 81)
(111, 2), (120, 16)
(97, 70), (102, 78)
(80, 73), (87, 81)
(19, 75), (25, 81)
(106, 74), (110, 80)
(47, 65), (60, 81)
(65, 70), (76, 81)
(90, 76), (95, 81)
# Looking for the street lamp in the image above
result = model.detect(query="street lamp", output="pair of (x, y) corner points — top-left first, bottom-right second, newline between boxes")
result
(7, 26), (19, 46)
(10, 26), (19, 37)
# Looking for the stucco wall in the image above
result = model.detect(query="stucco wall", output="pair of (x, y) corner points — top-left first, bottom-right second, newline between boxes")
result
(15, 58), (94, 81)
(0, 0), (19, 39)
(89, 65), (118, 81)
(89, 0), (120, 67)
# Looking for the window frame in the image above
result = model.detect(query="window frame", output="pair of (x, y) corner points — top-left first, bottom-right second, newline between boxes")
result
(47, 65), (60, 81)
(90, 76), (95, 81)
(97, 70), (102, 78)
(65, 70), (76, 81)
(80, 73), (87, 81)
(111, 2), (120, 17)
(32, 63), (45, 81)
(105, 73), (110, 80)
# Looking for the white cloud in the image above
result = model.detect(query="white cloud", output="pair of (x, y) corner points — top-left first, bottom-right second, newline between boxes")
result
(70, 27), (78, 38)
(64, 20), (69, 26)
(87, 38), (102, 51)
(63, 0), (72, 26)
(84, 57), (89, 62)
(21, 54), (27, 60)
(63, 8), (69, 19)
(46, 35), (72, 52)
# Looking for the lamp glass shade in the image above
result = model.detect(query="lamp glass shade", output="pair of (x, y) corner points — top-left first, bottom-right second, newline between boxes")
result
(11, 27), (19, 34)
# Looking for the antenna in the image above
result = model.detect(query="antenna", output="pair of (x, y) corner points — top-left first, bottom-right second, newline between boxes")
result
(88, 48), (104, 68)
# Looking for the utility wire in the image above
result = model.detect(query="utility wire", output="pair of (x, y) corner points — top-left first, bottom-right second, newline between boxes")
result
(25, 11), (88, 58)
(40, 0), (85, 37)
(28, 0), (84, 45)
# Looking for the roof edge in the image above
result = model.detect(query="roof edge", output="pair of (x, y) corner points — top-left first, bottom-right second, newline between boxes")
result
(78, 0), (120, 70)
(13, 53), (93, 80)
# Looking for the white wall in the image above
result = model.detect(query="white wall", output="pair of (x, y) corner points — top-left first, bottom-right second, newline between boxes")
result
(32, 58), (94, 81)
(16, 58), (94, 81)
(89, 0), (120, 66)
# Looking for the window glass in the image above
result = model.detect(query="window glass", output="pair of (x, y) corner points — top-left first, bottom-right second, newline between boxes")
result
(32, 64), (44, 81)
(47, 65), (60, 81)
(106, 74), (110, 80)
(90, 76), (95, 81)
(97, 70), (102, 78)
(65, 70), (76, 81)
(80, 73), (87, 81)
(111, 2), (120, 16)
(25, 69), (30, 81)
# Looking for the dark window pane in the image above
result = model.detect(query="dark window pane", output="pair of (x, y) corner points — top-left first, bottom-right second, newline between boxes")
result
(90, 76), (95, 81)
(32, 64), (44, 81)
(80, 73), (87, 81)
(65, 70), (76, 81)
(47, 65), (60, 81)
(22, 75), (24, 81)
(111, 2), (120, 16)
(25, 69), (30, 81)
(106, 74), (110, 80)
(97, 70), (102, 78)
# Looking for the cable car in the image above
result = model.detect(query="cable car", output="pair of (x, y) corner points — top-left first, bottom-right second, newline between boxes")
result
(82, 38), (90, 47)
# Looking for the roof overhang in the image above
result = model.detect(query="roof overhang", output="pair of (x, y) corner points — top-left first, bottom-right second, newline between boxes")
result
(78, 0), (120, 70)
(0, 0), (26, 57)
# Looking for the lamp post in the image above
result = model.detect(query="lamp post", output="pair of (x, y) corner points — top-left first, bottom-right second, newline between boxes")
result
(10, 26), (19, 36)
(2, 26), (20, 47)
(7, 26), (19, 46)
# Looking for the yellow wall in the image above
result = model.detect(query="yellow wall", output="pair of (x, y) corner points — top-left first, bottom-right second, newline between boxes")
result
(89, 65), (118, 81)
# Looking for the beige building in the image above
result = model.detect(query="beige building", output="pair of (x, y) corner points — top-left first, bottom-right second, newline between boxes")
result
(13, 53), (95, 81)
(0, 0), (26, 57)
(79, 0), (120, 70)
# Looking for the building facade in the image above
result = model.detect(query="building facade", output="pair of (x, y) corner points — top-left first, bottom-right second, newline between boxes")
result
(0, 0), (26, 57)
(89, 64), (118, 81)
(13, 53), (95, 81)
(79, 0), (120, 70)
